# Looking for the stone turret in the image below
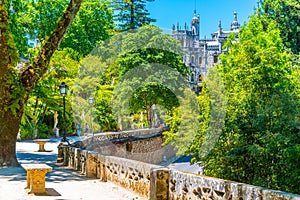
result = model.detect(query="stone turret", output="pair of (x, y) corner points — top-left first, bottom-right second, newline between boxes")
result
(231, 11), (240, 31)
(191, 10), (200, 39)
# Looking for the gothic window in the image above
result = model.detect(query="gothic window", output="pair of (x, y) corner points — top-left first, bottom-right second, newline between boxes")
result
(192, 26), (196, 35)
(213, 52), (218, 63)
(198, 56), (202, 65)
(191, 72), (195, 82)
(191, 56), (195, 64)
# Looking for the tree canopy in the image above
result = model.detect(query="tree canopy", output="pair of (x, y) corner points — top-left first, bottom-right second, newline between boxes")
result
(92, 25), (191, 130)
(188, 14), (300, 194)
(0, 0), (83, 166)
(113, 0), (156, 31)
(261, 0), (300, 54)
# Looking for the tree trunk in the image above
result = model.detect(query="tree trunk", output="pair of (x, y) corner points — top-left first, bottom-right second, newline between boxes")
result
(0, 110), (22, 166)
(0, 0), (83, 167)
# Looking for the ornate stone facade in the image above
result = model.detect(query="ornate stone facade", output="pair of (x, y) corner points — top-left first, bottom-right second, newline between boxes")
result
(172, 11), (240, 94)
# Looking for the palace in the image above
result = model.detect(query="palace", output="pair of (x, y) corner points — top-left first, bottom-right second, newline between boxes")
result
(172, 11), (240, 94)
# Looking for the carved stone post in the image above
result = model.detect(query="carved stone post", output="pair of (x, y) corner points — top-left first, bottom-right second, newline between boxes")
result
(63, 146), (69, 166)
(68, 147), (75, 169)
(74, 148), (80, 171)
(57, 143), (66, 164)
(80, 150), (88, 175)
(150, 167), (170, 200)
(98, 154), (107, 182)
(86, 151), (98, 178)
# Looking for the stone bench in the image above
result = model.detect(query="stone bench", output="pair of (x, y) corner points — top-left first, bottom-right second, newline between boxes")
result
(34, 139), (50, 152)
(21, 163), (52, 194)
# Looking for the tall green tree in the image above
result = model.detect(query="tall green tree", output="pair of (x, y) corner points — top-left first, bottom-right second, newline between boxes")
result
(16, 0), (113, 141)
(0, 0), (83, 167)
(113, 0), (156, 31)
(190, 14), (300, 194)
(95, 25), (190, 130)
(261, 0), (300, 54)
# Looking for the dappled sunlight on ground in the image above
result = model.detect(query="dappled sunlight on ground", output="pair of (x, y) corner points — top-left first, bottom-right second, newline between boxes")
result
(0, 137), (146, 200)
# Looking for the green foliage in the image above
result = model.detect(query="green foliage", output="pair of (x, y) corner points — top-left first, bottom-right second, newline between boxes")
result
(95, 85), (118, 131)
(94, 25), (189, 131)
(113, 0), (156, 31)
(189, 14), (300, 194)
(72, 55), (107, 133)
(8, 0), (113, 57)
(261, 0), (300, 54)
(21, 48), (81, 138)
(8, 0), (34, 56)
(60, 0), (114, 56)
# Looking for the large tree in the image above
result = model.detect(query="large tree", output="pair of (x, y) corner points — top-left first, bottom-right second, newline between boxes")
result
(93, 25), (190, 130)
(261, 0), (300, 54)
(0, 0), (83, 167)
(113, 0), (156, 31)
(189, 15), (300, 194)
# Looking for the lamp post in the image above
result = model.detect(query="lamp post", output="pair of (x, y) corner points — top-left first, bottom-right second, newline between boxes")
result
(88, 96), (94, 140)
(59, 82), (68, 143)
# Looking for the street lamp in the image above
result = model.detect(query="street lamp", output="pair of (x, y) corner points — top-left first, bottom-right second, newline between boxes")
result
(88, 96), (94, 140)
(60, 82), (68, 143)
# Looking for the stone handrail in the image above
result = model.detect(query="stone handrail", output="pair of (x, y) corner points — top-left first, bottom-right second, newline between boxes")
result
(77, 128), (163, 149)
(58, 144), (300, 200)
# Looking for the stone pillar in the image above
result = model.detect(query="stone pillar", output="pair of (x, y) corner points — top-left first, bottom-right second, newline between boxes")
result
(57, 143), (66, 164)
(98, 154), (107, 182)
(150, 167), (170, 200)
(86, 151), (98, 178)
(74, 148), (80, 171)
(63, 146), (69, 166)
(80, 150), (88, 175)
(68, 147), (75, 169)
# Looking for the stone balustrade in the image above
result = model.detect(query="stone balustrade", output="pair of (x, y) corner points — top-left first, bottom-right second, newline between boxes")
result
(58, 144), (300, 200)
(78, 128), (163, 149)
(73, 128), (176, 165)
(59, 145), (158, 197)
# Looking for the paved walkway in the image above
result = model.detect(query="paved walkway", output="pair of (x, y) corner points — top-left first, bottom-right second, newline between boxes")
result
(0, 137), (146, 200)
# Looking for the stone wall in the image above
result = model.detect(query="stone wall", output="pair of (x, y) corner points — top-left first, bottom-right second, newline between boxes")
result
(82, 128), (163, 148)
(91, 136), (176, 165)
(59, 145), (158, 197)
(167, 170), (300, 200)
(77, 128), (176, 165)
(58, 145), (300, 200)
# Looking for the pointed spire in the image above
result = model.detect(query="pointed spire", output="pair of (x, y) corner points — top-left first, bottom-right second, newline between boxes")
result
(231, 11), (240, 31)
(234, 11), (237, 21)
(192, 10), (199, 25)
(218, 20), (222, 29)
(218, 20), (222, 36)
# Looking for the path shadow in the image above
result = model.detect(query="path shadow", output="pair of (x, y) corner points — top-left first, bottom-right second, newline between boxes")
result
(17, 152), (57, 166)
(29, 188), (61, 196)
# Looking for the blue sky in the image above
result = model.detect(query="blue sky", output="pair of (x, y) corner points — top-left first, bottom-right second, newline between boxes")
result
(147, 0), (258, 38)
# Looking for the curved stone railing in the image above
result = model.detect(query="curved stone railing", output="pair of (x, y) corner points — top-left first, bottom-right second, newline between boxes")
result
(72, 128), (176, 165)
(80, 128), (163, 149)
(58, 145), (158, 197)
(58, 145), (300, 200)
